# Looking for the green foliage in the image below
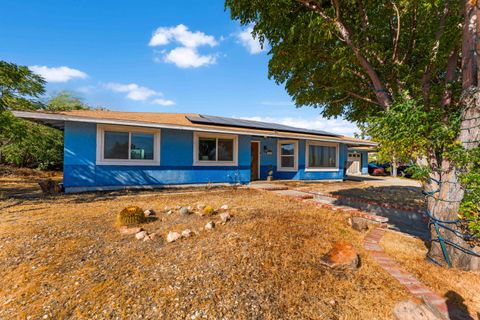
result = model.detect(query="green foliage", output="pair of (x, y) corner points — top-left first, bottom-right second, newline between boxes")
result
(0, 60), (45, 111)
(116, 206), (147, 227)
(45, 91), (91, 111)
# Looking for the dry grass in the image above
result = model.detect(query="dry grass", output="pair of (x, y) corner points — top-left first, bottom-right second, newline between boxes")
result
(0, 165), (62, 199)
(0, 186), (412, 319)
(380, 231), (480, 316)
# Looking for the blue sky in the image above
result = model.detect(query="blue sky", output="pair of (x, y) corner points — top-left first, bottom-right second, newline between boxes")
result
(1, 0), (358, 136)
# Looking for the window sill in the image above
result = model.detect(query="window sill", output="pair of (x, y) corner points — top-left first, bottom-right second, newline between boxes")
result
(305, 167), (339, 172)
(96, 160), (160, 166)
(277, 167), (298, 172)
(193, 161), (238, 167)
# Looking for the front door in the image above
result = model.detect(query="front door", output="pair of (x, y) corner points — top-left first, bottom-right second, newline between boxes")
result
(251, 141), (260, 180)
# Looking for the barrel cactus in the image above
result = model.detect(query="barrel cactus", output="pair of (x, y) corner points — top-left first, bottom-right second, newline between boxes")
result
(116, 206), (147, 226)
(203, 205), (215, 216)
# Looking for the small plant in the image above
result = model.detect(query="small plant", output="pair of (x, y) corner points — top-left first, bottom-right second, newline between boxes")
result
(116, 206), (146, 227)
(203, 205), (215, 215)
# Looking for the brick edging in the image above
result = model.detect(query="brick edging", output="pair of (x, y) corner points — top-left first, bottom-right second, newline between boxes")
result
(363, 228), (449, 318)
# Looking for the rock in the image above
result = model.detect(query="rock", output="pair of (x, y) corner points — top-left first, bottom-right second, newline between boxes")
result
(143, 233), (158, 242)
(319, 241), (359, 270)
(220, 212), (231, 223)
(348, 216), (368, 232)
(196, 203), (206, 210)
(182, 229), (193, 238)
(393, 300), (444, 320)
(179, 207), (190, 216)
(135, 231), (148, 240)
(205, 221), (215, 230)
(220, 204), (229, 211)
(164, 206), (172, 212)
(38, 179), (63, 195)
(167, 231), (181, 243)
(166, 210), (173, 215)
(119, 226), (143, 235)
(144, 209), (155, 217)
(187, 206), (193, 212)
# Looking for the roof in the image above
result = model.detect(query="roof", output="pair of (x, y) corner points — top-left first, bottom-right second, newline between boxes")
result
(12, 110), (377, 146)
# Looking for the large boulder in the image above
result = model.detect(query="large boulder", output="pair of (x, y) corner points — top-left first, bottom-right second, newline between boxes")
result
(319, 241), (360, 270)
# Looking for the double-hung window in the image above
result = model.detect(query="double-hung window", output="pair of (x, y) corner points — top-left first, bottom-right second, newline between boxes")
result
(194, 132), (238, 166)
(277, 140), (298, 171)
(306, 141), (339, 171)
(96, 125), (160, 165)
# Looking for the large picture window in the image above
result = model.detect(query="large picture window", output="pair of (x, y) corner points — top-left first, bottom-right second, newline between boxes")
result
(194, 132), (238, 166)
(277, 140), (298, 171)
(306, 141), (339, 171)
(97, 125), (160, 165)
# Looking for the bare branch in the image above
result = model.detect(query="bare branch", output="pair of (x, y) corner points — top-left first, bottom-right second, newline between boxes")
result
(391, 2), (401, 62)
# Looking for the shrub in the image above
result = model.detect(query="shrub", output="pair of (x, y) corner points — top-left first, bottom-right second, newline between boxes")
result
(116, 206), (146, 227)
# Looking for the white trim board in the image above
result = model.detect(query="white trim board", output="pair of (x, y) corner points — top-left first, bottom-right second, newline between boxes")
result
(12, 111), (377, 146)
(305, 141), (340, 172)
(192, 131), (238, 166)
(277, 139), (299, 172)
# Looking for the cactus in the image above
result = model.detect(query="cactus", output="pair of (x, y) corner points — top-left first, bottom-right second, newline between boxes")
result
(203, 205), (215, 216)
(116, 206), (147, 227)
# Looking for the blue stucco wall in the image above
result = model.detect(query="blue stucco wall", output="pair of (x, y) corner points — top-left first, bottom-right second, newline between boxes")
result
(361, 151), (369, 175)
(63, 122), (348, 191)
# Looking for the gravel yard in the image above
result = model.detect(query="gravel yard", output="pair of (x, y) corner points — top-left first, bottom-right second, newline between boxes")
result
(0, 185), (410, 319)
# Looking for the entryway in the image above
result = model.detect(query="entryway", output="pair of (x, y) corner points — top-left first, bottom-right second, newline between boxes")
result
(250, 141), (260, 180)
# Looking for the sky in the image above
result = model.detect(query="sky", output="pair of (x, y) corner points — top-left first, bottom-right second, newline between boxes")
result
(0, 0), (358, 136)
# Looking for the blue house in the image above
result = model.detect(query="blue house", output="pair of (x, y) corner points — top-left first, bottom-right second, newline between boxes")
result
(14, 110), (375, 193)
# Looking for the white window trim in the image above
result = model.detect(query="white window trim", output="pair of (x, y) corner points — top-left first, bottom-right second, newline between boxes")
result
(277, 139), (298, 172)
(96, 124), (160, 166)
(305, 141), (340, 172)
(193, 132), (238, 166)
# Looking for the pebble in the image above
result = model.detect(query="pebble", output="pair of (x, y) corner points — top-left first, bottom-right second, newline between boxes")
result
(179, 207), (190, 216)
(144, 209), (155, 217)
(167, 231), (181, 243)
(119, 226), (143, 235)
(135, 231), (148, 240)
(205, 221), (215, 230)
(220, 212), (231, 223)
(220, 204), (229, 211)
(182, 229), (193, 238)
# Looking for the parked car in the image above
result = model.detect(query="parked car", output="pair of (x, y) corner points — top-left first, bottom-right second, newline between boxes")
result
(368, 162), (388, 176)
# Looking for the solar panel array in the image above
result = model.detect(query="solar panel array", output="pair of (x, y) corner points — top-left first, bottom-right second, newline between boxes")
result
(186, 115), (341, 137)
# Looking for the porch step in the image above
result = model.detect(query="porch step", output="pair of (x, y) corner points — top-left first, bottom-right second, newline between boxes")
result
(248, 183), (289, 191)
(270, 189), (314, 199)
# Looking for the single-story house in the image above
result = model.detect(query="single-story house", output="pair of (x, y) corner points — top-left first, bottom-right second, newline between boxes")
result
(13, 110), (376, 193)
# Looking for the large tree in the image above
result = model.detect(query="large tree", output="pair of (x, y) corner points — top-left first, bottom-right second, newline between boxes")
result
(225, 0), (480, 269)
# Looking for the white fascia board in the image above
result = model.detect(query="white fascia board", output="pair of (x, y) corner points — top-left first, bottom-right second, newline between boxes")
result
(12, 111), (377, 146)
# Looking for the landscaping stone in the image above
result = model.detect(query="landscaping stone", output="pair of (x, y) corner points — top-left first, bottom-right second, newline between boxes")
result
(220, 204), (229, 211)
(179, 207), (190, 216)
(205, 221), (215, 230)
(319, 241), (359, 270)
(119, 226), (143, 235)
(196, 203), (206, 210)
(143, 233), (158, 242)
(182, 229), (193, 238)
(220, 212), (231, 223)
(393, 300), (444, 320)
(348, 216), (369, 232)
(164, 206), (172, 212)
(135, 231), (148, 240)
(144, 209), (155, 217)
(166, 210), (173, 215)
(167, 231), (181, 243)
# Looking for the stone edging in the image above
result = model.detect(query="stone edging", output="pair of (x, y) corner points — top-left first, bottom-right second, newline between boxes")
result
(364, 228), (449, 318)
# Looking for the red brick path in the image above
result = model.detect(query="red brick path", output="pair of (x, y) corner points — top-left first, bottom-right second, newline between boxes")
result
(364, 228), (449, 318)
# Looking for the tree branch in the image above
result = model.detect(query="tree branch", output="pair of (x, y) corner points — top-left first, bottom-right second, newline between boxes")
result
(391, 2), (401, 62)
(296, 0), (393, 108)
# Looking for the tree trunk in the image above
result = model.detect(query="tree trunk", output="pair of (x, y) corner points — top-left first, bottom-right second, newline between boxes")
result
(426, 0), (480, 270)
(391, 156), (398, 177)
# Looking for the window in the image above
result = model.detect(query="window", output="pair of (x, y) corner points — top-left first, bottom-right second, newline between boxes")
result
(277, 140), (298, 171)
(97, 125), (160, 165)
(194, 132), (238, 166)
(306, 141), (339, 171)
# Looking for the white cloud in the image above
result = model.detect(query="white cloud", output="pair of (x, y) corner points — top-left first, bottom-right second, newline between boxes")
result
(149, 24), (218, 68)
(152, 98), (175, 106)
(236, 26), (265, 54)
(103, 82), (175, 105)
(164, 47), (216, 68)
(29, 65), (87, 83)
(149, 24), (217, 48)
(240, 116), (359, 137)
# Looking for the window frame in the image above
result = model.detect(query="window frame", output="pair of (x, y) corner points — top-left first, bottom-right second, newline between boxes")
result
(305, 141), (340, 172)
(277, 139), (298, 172)
(193, 132), (238, 166)
(96, 124), (160, 166)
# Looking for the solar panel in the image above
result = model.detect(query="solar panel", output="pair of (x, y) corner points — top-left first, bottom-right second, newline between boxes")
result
(186, 115), (341, 137)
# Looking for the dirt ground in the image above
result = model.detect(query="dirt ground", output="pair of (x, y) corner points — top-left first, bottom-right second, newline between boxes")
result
(380, 231), (480, 316)
(0, 185), (412, 319)
(280, 178), (425, 213)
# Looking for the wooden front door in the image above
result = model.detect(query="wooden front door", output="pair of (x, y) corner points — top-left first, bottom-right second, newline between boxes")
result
(251, 141), (260, 180)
